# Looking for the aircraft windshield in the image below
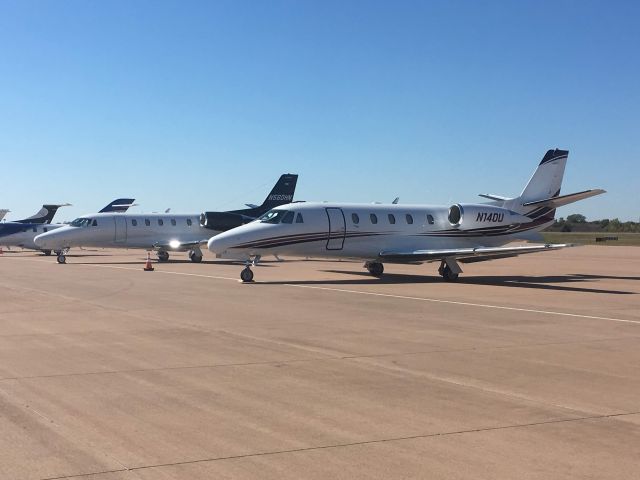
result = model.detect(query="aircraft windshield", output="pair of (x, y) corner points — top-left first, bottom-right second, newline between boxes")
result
(70, 217), (92, 227)
(259, 210), (289, 224)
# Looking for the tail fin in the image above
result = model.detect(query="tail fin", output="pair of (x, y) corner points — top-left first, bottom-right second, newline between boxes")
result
(259, 174), (298, 210)
(519, 149), (568, 203)
(16, 203), (71, 224)
(507, 149), (604, 226)
(99, 198), (136, 213)
(0, 209), (9, 221)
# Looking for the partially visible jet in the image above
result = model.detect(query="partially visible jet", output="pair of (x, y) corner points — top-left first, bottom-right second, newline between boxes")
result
(0, 199), (134, 255)
(35, 174), (298, 264)
(207, 149), (605, 282)
(0, 209), (9, 222)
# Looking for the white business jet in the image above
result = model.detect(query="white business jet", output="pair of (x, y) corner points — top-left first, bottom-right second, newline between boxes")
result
(207, 149), (605, 282)
(35, 174), (298, 264)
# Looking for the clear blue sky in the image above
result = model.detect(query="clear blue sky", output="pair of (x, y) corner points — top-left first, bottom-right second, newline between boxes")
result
(1, 0), (638, 222)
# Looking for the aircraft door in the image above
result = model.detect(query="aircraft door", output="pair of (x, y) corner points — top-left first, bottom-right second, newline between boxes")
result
(325, 208), (346, 250)
(114, 216), (127, 243)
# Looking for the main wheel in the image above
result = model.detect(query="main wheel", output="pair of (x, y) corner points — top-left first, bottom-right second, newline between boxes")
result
(42, 249), (52, 256)
(57, 254), (66, 264)
(157, 251), (170, 262)
(440, 264), (459, 282)
(240, 267), (254, 283)
(189, 250), (203, 263)
(367, 262), (384, 277)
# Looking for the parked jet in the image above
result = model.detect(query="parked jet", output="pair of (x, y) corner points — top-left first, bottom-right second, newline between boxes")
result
(0, 199), (134, 255)
(35, 174), (298, 264)
(207, 149), (605, 282)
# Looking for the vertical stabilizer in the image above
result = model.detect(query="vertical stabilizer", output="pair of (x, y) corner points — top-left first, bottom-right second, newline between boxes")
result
(519, 149), (568, 203)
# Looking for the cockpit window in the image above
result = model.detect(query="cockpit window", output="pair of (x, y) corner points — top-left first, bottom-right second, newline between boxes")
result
(295, 213), (304, 223)
(70, 217), (92, 227)
(281, 211), (295, 224)
(92, 219), (98, 226)
(259, 210), (288, 224)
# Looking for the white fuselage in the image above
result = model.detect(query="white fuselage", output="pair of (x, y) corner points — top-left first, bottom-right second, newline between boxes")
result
(208, 202), (545, 261)
(0, 223), (64, 250)
(34, 212), (214, 251)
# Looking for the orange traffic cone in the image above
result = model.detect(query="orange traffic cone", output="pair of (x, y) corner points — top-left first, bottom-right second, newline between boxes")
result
(143, 252), (154, 271)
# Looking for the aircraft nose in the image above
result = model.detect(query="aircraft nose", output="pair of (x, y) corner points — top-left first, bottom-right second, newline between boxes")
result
(34, 230), (61, 249)
(207, 231), (234, 254)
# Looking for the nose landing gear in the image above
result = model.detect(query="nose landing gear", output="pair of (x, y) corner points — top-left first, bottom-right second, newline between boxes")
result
(56, 248), (70, 264)
(240, 255), (261, 283)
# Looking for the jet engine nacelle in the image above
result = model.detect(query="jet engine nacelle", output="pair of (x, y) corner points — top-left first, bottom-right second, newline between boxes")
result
(200, 212), (252, 232)
(447, 204), (532, 229)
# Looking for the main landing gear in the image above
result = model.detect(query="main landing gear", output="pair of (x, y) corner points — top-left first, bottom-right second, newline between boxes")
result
(157, 251), (170, 262)
(364, 261), (384, 277)
(438, 259), (461, 282)
(240, 255), (261, 283)
(188, 248), (203, 263)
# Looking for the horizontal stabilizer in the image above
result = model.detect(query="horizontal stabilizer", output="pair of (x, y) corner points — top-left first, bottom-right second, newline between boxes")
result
(522, 189), (606, 208)
(379, 243), (573, 264)
(478, 194), (512, 201)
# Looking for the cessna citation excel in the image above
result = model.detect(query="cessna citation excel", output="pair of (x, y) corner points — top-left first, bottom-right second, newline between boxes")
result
(35, 174), (298, 264)
(208, 149), (605, 282)
(0, 199), (134, 255)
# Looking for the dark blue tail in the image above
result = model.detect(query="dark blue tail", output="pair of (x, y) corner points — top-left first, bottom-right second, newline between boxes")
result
(99, 198), (136, 213)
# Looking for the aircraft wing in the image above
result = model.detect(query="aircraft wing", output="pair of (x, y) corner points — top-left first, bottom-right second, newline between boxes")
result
(152, 239), (209, 251)
(379, 243), (573, 264)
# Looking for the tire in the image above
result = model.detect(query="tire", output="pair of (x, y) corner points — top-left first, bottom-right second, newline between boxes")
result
(190, 253), (203, 263)
(240, 268), (254, 283)
(441, 264), (459, 282)
(157, 251), (169, 262)
(57, 255), (66, 264)
(367, 262), (384, 277)
(43, 250), (52, 256)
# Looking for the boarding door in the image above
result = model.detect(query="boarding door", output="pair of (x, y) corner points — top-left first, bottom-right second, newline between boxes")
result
(325, 208), (346, 250)
(114, 216), (127, 243)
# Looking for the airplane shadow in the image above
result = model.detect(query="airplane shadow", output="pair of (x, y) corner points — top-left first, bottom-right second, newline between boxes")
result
(256, 270), (636, 295)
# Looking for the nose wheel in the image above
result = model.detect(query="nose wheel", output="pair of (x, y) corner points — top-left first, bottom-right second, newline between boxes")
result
(56, 248), (70, 264)
(240, 267), (254, 283)
(240, 255), (261, 283)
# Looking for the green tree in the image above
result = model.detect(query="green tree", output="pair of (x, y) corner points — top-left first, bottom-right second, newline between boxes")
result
(567, 214), (587, 223)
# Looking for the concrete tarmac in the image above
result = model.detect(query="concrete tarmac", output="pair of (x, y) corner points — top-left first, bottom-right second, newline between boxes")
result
(0, 246), (639, 479)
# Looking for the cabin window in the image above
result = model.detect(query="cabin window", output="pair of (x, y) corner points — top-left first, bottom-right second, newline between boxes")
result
(158, 219), (164, 226)
(406, 214), (414, 224)
(92, 219), (98, 226)
(132, 219), (138, 226)
(295, 213), (304, 223)
(352, 213), (359, 224)
(388, 214), (396, 224)
(171, 219), (176, 226)
(370, 213), (378, 224)
(427, 214), (434, 225)
(145, 219), (151, 226)
(281, 211), (295, 224)
(186, 219), (192, 226)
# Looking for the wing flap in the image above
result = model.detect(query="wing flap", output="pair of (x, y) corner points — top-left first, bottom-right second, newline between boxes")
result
(379, 243), (573, 263)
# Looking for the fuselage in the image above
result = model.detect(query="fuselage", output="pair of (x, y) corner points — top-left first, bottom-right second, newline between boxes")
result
(0, 222), (63, 250)
(34, 212), (212, 251)
(207, 202), (547, 261)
